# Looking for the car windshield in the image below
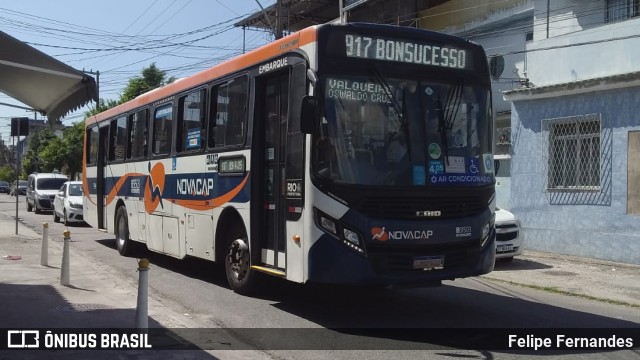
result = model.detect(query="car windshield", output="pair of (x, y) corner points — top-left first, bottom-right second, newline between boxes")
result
(37, 178), (68, 190)
(313, 74), (493, 187)
(68, 184), (83, 196)
(0, 181), (8, 186)
(18, 181), (27, 187)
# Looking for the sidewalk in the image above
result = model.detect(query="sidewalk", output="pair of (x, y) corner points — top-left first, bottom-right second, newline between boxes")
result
(484, 250), (640, 307)
(0, 213), (638, 357)
(0, 214), (270, 359)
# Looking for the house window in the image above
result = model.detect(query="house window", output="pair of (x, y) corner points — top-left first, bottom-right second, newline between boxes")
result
(606, 0), (640, 23)
(545, 114), (601, 191)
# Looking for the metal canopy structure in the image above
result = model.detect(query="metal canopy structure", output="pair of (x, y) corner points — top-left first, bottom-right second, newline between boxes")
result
(0, 30), (97, 123)
(235, 0), (338, 34)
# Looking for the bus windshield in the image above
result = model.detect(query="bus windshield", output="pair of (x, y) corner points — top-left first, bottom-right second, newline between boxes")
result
(313, 74), (494, 187)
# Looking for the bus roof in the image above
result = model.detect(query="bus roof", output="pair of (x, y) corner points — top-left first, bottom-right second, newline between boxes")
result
(86, 25), (319, 126)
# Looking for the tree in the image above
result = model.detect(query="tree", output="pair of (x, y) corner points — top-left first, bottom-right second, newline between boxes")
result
(119, 63), (175, 103)
(0, 165), (15, 182)
(85, 98), (119, 118)
(35, 121), (85, 180)
(41, 63), (174, 179)
(61, 122), (85, 179)
(21, 128), (57, 178)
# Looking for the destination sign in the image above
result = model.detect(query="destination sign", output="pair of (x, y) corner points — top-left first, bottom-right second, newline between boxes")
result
(344, 34), (470, 70)
(325, 78), (391, 103)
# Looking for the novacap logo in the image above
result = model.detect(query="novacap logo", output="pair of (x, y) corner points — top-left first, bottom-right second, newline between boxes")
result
(371, 227), (388, 241)
(144, 162), (165, 213)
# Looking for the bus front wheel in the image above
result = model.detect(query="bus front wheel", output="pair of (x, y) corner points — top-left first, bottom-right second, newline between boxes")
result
(115, 206), (133, 257)
(225, 229), (258, 295)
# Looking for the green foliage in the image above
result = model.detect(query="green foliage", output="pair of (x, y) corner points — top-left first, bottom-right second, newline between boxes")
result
(119, 63), (174, 103)
(85, 98), (119, 118)
(0, 165), (15, 182)
(21, 128), (57, 178)
(18, 63), (174, 180)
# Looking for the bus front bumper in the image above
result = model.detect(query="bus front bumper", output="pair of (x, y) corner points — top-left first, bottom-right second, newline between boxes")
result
(307, 231), (495, 287)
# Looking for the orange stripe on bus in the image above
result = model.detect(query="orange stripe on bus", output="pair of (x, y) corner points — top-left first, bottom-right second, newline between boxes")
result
(86, 27), (318, 126)
(105, 173), (145, 206)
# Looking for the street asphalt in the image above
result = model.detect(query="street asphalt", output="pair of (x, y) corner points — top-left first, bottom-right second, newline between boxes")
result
(0, 209), (638, 358)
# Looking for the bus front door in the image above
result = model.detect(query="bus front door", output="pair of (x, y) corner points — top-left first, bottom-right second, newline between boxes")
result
(256, 72), (289, 272)
(97, 125), (109, 230)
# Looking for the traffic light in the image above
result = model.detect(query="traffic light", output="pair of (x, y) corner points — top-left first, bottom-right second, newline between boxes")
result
(10, 117), (29, 137)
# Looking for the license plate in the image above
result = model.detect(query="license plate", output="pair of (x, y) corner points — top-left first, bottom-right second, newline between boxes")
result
(497, 244), (513, 252)
(413, 255), (444, 269)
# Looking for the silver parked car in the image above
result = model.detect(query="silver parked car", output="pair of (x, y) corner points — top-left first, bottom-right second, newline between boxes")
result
(53, 181), (84, 225)
(495, 207), (524, 262)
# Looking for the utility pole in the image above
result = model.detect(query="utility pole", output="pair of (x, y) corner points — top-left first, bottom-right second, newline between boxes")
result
(275, 0), (283, 39)
(83, 69), (100, 103)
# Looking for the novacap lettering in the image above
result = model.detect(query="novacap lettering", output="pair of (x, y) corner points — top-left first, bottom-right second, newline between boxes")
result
(177, 178), (214, 196)
(389, 230), (433, 240)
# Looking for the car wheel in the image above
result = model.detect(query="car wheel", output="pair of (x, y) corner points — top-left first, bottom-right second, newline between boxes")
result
(224, 224), (259, 295)
(115, 206), (134, 256)
(53, 209), (60, 223)
(63, 209), (69, 226)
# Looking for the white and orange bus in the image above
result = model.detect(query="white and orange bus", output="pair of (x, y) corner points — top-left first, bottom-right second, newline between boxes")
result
(83, 23), (496, 294)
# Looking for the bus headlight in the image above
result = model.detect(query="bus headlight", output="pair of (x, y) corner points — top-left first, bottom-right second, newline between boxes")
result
(315, 208), (365, 255)
(319, 216), (337, 235)
(343, 227), (360, 245)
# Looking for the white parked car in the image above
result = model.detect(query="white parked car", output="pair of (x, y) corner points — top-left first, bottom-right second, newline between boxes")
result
(494, 207), (523, 262)
(53, 181), (84, 225)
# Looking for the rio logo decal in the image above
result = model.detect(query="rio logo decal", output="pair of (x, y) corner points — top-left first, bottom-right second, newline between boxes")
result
(144, 162), (165, 213)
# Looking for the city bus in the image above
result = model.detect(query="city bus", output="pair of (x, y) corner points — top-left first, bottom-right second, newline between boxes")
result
(83, 22), (496, 294)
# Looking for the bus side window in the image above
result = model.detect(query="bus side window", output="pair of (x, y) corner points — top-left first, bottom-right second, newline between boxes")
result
(208, 76), (247, 149)
(153, 104), (173, 155)
(86, 125), (99, 165)
(128, 109), (148, 159)
(178, 89), (206, 153)
(107, 117), (127, 162)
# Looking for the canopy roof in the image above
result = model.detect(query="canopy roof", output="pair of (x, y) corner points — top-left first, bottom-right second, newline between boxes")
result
(0, 31), (97, 122)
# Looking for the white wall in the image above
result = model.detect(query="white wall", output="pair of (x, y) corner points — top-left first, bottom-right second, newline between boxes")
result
(528, 0), (640, 86)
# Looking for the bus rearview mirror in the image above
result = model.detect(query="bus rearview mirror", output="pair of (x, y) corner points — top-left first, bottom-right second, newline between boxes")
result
(300, 96), (319, 135)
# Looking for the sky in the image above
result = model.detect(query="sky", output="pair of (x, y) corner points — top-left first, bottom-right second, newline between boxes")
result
(0, 0), (277, 143)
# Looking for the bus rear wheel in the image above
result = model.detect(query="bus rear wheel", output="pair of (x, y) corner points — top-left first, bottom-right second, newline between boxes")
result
(225, 228), (258, 295)
(115, 206), (133, 257)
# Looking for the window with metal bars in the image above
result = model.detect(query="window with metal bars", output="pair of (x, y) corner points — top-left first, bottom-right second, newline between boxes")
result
(546, 114), (601, 191)
(606, 0), (640, 23)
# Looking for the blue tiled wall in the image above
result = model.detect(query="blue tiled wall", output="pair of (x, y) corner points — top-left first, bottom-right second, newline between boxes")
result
(510, 86), (640, 264)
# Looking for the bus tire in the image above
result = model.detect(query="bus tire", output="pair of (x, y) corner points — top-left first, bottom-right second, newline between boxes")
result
(115, 206), (133, 257)
(225, 226), (258, 295)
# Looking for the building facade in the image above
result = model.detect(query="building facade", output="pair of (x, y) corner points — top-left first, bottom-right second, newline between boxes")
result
(504, 0), (640, 264)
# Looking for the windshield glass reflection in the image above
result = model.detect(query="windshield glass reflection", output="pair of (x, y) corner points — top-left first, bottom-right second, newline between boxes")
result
(313, 75), (494, 187)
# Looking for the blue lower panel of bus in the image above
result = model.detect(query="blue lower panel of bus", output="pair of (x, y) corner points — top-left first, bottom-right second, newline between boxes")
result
(307, 231), (495, 286)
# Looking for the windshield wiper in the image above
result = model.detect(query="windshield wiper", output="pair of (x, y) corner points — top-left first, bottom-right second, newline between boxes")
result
(437, 80), (465, 165)
(436, 96), (450, 165)
(371, 67), (413, 161)
(371, 67), (404, 122)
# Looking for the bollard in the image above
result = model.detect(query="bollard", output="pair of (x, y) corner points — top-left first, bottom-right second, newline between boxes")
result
(40, 223), (49, 266)
(60, 230), (70, 286)
(135, 258), (149, 330)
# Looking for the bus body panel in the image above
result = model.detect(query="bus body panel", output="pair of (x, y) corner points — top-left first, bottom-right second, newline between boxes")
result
(83, 23), (495, 290)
